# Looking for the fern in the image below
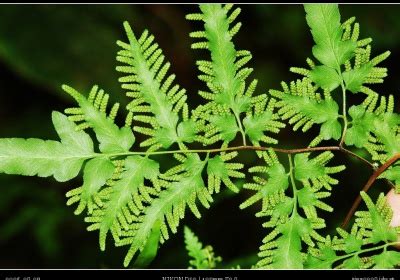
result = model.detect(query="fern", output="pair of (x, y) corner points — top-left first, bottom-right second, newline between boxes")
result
(184, 226), (222, 269)
(306, 192), (400, 269)
(0, 4), (400, 269)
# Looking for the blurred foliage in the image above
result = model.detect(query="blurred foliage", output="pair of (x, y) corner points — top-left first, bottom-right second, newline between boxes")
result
(0, 4), (398, 268)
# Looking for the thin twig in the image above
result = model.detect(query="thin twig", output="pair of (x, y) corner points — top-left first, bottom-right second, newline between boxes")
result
(341, 153), (400, 229)
(339, 145), (375, 169)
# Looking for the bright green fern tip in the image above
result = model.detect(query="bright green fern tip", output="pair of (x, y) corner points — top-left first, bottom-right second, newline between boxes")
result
(184, 226), (222, 269)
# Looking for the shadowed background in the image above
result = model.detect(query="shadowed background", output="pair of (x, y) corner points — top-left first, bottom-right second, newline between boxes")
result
(0, 4), (397, 268)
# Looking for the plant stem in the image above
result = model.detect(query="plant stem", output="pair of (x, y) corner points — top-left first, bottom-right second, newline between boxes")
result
(101, 145), (340, 157)
(233, 111), (247, 146)
(288, 154), (298, 216)
(339, 80), (348, 147)
(330, 242), (399, 269)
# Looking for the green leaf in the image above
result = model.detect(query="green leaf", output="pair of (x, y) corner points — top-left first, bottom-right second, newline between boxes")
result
(197, 5), (252, 111)
(372, 251), (400, 269)
(320, 119), (342, 141)
(309, 65), (341, 91)
(62, 85), (135, 153)
(155, 128), (178, 148)
(243, 111), (273, 142)
(304, 4), (356, 70)
(294, 154), (324, 181)
(357, 192), (398, 244)
(122, 155), (211, 267)
(342, 255), (362, 269)
(177, 120), (197, 143)
(184, 226), (221, 269)
(343, 234), (363, 254)
(133, 219), (161, 268)
(266, 164), (290, 194)
(297, 187), (317, 208)
(343, 63), (373, 94)
(272, 215), (307, 269)
(380, 166), (400, 186)
(211, 115), (239, 142)
(371, 113), (400, 157)
(345, 105), (375, 148)
(184, 226), (207, 269)
(304, 246), (337, 269)
(118, 21), (190, 149)
(207, 156), (228, 179)
(66, 157), (115, 215)
(52, 111), (94, 152)
(240, 162), (289, 211)
(97, 155), (160, 251)
(281, 95), (341, 140)
(0, 112), (94, 182)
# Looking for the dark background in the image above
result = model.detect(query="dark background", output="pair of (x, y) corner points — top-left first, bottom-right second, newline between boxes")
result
(0, 4), (397, 268)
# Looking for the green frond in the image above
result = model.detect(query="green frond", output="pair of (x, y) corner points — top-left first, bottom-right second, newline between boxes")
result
(304, 4), (356, 71)
(294, 152), (345, 191)
(84, 155), (160, 252)
(184, 226), (222, 269)
(188, 4), (261, 145)
(116, 21), (193, 149)
(354, 192), (397, 244)
(62, 85), (135, 153)
(270, 78), (341, 141)
(0, 111), (94, 182)
(310, 192), (400, 269)
(243, 96), (285, 150)
(119, 154), (213, 267)
(257, 214), (325, 269)
(371, 251), (400, 269)
(295, 6), (389, 95)
(66, 157), (115, 215)
(240, 151), (289, 213)
(345, 96), (400, 162)
(207, 152), (244, 194)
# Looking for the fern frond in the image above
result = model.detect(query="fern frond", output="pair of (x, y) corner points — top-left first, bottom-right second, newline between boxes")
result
(304, 4), (356, 72)
(0, 111), (94, 182)
(66, 157), (115, 215)
(184, 226), (222, 269)
(354, 192), (397, 244)
(116, 22), (194, 150)
(62, 85), (135, 153)
(115, 154), (213, 267)
(240, 150), (289, 214)
(243, 95), (285, 150)
(187, 4), (274, 145)
(207, 151), (244, 194)
(293, 7), (389, 95)
(307, 192), (400, 269)
(345, 95), (400, 163)
(188, 4), (253, 112)
(269, 78), (341, 141)
(84, 155), (160, 252)
(244, 150), (344, 268)
(294, 152), (345, 192)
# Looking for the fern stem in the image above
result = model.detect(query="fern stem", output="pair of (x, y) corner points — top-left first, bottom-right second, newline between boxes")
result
(288, 154), (298, 216)
(339, 80), (348, 147)
(331, 242), (400, 269)
(233, 111), (247, 146)
(96, 145), (377, 171)
(100, 145), (340, 158)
